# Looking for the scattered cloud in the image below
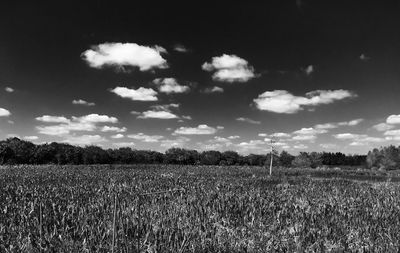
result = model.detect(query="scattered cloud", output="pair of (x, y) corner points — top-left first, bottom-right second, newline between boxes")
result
(202, 54), (256, 83)
(360, 54), (370, 61)
(63, 134), (107, 146)
(111, 86), (158, 101)
(111, 134), (124, 139)
(153, 78), (190, 94)
(36, 114), (118, 135)
(72, 99), (95, 106)
(271, 132), (291, 138)
(130, 111), (141, 115)
(294, 144), (308, 149)
(5, 87), (14, 93)
(338, 118), (364, 126)
(303, 65), (314, 75)
(334, 133), (385, 145)
(81, 42), (167, 71)
(254, 89), (356, 114)
(320, 143), (338, 149)
(0, 108), (11, 117)
(203, 86), (224, 93)
(174, 124), (218, 135)
(228, 135), (240, 139)
(101, 126), (127, 132)
(160, 136), (191, 148)
(314, 123), (337, 130)
(236, 117), (261, 124)
(113, 142), (135, 147)
(138, 110), (179, 119)
(23, 136), (39, 141)
(293, 127), (328, 135)
(127, 133), (164, 142)
(292, 135), (317, 141)
(173, 44), (189, 53)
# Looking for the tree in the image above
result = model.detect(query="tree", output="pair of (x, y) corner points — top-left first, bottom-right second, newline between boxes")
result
(221, 151), (240, 165)
(279, 151), (295, 167)
(200, 150), (222, 165)
(292, 152), (312, 168)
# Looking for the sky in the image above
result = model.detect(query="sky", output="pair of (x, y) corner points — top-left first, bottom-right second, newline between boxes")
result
(0, 1), (400, 154)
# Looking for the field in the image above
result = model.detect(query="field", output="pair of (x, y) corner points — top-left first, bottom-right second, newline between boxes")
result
(1, 165), (400, 252)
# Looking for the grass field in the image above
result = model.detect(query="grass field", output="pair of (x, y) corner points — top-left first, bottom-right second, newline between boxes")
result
(1, 165), (400, 252)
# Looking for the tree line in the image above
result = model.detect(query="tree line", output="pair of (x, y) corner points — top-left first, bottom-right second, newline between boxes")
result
(0, 137), (366, 167)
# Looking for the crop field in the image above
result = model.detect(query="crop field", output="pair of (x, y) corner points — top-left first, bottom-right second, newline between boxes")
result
(1, 165), (400, 252)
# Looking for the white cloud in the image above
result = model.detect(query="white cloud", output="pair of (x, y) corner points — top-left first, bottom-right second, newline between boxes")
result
(217, 126), (224, 130)
(338, 118), (364, 126)
(0, 108), (11, 117)
(202, 54), (256, 83)
(130, 111), (141, 115)
(153, 78), (190, 94)
(292, 135), (317, 141)
(5, 87), (14, 93)
(113, 142), (135, 147)
(320, 143), (338, 149)
(360, 54), (370, 61)
(303, 65), (314, 75)
(203, 86), (224, 93)
(138, 110), (179, 119)
(63, 135), (107, 146)
(23, 136), (39, 141)
(174, 124), (217, 135)
(36, 115), (70, 123)
(384, 129), (400, 136)
(228, 135), (240, 139)
(294, 144), (308, 149)
(36, 114), (118, 136)
(81, 42), (167, 71)
(271, 132), (291, 138)
(111, 134), (124, 139)
(314, 123), (337, 129)
(111, 86), (158, 101)
(258, 133), (268, 137)
(387, 115), (400, 124)
(101, 126), (127, 132)
(334, 133), (385, 144)
(72, 99), (95, 106)
(127, 133), (164, 142)
(254, 89), (356, 114)
(236, 117), (261, 124)
(160, 136), (191, 148)
(293, 127), (328, 135)
(373, 123), (395, 132)
(173, 44), (189, 53)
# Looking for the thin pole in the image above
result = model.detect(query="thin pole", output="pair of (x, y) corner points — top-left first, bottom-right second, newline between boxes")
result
(112, 193), (117, 253)
(269, 139), (274, 176)
(137, 195), (141, 253)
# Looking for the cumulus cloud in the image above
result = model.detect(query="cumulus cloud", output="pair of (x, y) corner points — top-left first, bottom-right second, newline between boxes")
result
(127, 133), (164, 142)
(5, 87), (14, 93)
(338, 118), (364, 126)
(0, 108), (11, 117)
(373, 123), (395, 132)
(292, 135), (317, 141)
(202, 54), (256, 83)
(174, 124), (218, 135)
(160, 136), (191, 148)
(81, 42), (167, 71)
(236, 117), (261, 124)
(63, 134), (107, 146)
(153, 78), (190, 94)
(387, 115), (400, 124)
(138, 110), (179, 119)
(320, 143), (338, 149)
(293, 127), (328, 135)
(36, 114), (118, 135)
(314, 123), (338, 130)
(101, 126), (127, 132)
(72, 99), (95, 106)
(203, 86), (224, 93)
(228, 135), (240, 139)
(253, 89), (356, 114)
(271, 132), (291, 138)
(111, 86), (158, 101)
(111, 134), (124, 139)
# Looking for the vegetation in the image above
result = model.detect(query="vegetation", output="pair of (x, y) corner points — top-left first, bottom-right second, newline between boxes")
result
(0, 137), (366, 167)
(1, 165), (400, 252)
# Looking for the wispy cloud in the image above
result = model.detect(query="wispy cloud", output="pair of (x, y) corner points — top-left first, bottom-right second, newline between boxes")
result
(174, 124), (218, 135)
(236, 117), (261, 124)
(72, 99), (95, 106)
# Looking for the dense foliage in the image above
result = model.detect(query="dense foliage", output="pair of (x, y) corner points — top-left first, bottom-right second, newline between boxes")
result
(367, 145), (400, 170)
(1, 165), (400, 252)
(0, 138), (366, 167)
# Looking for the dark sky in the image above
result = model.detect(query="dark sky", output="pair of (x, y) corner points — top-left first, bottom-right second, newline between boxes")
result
(0, 1), (400, 154)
